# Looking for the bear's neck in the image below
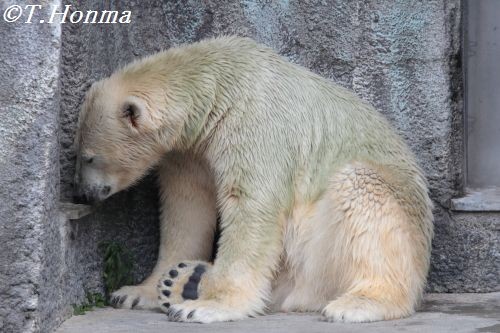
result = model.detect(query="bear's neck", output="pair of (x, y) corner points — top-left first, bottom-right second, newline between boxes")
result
(163, 56), (247, 152)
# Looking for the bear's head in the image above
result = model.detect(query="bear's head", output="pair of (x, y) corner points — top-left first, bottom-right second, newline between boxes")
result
(73, 75), (184, 203)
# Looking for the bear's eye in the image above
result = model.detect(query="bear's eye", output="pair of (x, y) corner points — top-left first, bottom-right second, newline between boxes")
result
(123, 103), (138, 128)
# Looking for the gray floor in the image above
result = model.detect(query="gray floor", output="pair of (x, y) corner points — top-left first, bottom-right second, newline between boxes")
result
(56, 293), (500, 333)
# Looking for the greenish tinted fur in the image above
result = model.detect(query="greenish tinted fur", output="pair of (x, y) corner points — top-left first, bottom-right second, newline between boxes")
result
(120, 37), (429, 219)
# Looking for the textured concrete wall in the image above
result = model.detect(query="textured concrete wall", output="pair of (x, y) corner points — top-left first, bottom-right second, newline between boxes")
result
(1, 0), (499, 332)
(0, 1), (62, 332)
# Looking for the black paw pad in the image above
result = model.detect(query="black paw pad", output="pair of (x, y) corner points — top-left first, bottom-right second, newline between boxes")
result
(169, 269), (178, 278)
(163, 279), (172, 287)
(162, 302), (170, 308)
(178, 263), (187, 268)
(181, 264), (206, 300)
(162, 290), (171, 297)
(194, 265), (206, 274)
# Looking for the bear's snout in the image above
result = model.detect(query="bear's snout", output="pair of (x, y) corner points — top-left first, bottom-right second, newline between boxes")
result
(73, 184), (111, 205)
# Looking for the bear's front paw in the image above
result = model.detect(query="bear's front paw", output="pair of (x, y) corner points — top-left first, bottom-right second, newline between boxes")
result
(166, 300), (249, 323)
(110, 285), (159, 310)
(157, 261), (255, 323)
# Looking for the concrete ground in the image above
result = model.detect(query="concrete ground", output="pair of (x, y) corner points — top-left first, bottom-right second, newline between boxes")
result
(56, 293), (500, 333)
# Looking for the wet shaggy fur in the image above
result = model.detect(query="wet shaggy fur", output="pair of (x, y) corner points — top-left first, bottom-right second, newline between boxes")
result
(74, 36), (433, 323)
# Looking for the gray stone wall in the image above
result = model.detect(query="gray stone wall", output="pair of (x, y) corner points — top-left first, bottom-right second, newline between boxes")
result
(0, 2), (62, 332)
(1, 0), (499, 332)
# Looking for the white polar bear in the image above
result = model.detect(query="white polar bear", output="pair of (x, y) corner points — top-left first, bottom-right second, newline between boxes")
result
(74, 36), (433, 323)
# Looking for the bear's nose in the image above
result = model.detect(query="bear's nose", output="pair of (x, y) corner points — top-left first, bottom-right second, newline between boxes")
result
(101, 186), (111, 197)
(73, 193), (90, 205)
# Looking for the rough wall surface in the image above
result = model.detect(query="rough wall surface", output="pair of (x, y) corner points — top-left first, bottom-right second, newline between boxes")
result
(1, 0), (499, 332)
(0, 1), (62, 332)
(430, 211), (500, 292)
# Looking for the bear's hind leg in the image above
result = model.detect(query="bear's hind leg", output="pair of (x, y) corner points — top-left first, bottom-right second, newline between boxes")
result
(317, 163), (432, 322)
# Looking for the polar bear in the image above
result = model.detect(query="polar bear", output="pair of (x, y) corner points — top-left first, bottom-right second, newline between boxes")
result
(74, 36), (433, 323)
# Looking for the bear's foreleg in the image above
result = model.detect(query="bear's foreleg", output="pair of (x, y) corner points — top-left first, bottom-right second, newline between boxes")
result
(111, 152), (217, 309)
(158, 193), (283, 323)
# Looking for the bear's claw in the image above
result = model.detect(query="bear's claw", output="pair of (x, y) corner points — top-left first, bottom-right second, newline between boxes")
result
(110, 285), (159, 310)
(110, 295), (127, 307)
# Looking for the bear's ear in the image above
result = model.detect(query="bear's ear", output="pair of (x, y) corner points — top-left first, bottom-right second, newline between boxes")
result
(121, 96), (155, 133)
(122, 101), (140, 128)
